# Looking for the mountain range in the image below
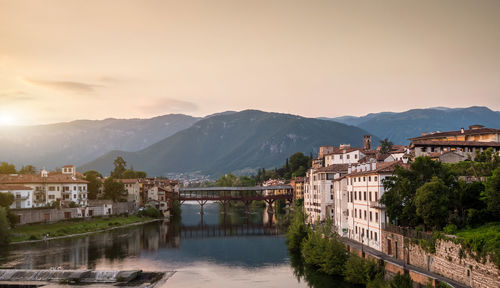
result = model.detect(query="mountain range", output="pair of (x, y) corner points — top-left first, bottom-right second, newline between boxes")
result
(324, 106), (500, 145)
(1, 106), (499, 177)
(79, 110), (375, 176)
(0, 114), (200, 169)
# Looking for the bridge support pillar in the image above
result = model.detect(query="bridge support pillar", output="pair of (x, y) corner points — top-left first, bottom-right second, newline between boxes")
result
(243, 200), (252, 215)
(264, 199), (275, 214)
(197, 200), (208, 215)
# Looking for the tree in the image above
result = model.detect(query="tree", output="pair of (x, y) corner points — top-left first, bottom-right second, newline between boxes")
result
(286, 202), (310, 253)
(0, 162), (16, 174)
(381, 156), (455, 227)
(379, 138), (393, 154)
(122, 169), (137, 179)
(344, 254), (384, 285)
(389, 272), (413, 288)
(0, 207), (10, 246)
(484, 167), (500, 220)
(415, 177), (451, 229)
(19, 165), (37, 174)
(301, 219), (348, 276)
(0, 192), (14, 208)
(103, 177), (127, 202)
(111, 157), (127, 178)
(135, 171), (147, 178)
(84, 170), (102, 200)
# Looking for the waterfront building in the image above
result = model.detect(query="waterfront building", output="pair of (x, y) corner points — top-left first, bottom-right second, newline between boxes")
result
(0, 166), (89, 207)
(409, 125), (500, 161)
(304, 164), (349, 223)
(289, 177), (305, 200)
(340, 161), (404, 251)
(119, 178), (141, 208)
(0, 184), (34, 209)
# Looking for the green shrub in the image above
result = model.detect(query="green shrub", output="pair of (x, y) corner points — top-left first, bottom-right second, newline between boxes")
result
(443, 224), (457, 235)
(138, 206), (163, 218)
(389, 272), (413, 288)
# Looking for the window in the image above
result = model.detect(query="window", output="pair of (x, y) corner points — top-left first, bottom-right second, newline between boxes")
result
(355, 226), (358, 233)
(347, 155), (350, 159)
(364, 192), (366, 201)
(374, 176), (377, 181)
(370, 211), (372, 221)
(355, 154), (358, 159)
(57, 186), (60, 191)
(350, 192), (353, 202)
(355, 209), (357, 217)
(375, 232), (378, 241)
(354, 192), (357, 200)
(363, 177), (366, 181)
(73, 194), (76, 199)
(330, 194), (333, 200)
(375, 192), (378, 201)
(368, 176), (371, 181)
(369, 192), (372, 201)
(364, 210), (367, 219)
(340, 155), (343, 159)
(375, 212), (379, 222)
(370, 231), (373, 239)
(73, 186), (76, 191)
(49, 195), (55, 200)
(49, 187), (55, 191)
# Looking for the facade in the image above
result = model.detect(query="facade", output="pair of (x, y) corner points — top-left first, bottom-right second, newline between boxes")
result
(410, 125), (500, 160)
(304, 164), (348, 223)
(290, 177), (305, 200)
(119, 179), (141, 207)
(0, 167), (89, 207)
(0, 184), (34, 209)
(340, 161), (403, 251)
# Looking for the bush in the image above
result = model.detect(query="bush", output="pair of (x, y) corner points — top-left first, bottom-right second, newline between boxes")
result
(0, 207), (10, 246)
(344, 254), (384, 285)
(138, 206), (163, 218)
(443, 224), (457, 235)
(389, 272), (413, 288)
(301, 221), (348, 276)
(285, 203), (310, 253)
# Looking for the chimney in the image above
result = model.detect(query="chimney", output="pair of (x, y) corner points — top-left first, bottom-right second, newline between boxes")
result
(363, 135), (372, 150)
(460, 127), (465, 134)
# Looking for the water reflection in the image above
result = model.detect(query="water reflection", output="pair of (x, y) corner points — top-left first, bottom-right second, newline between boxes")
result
(0, 202), (353, 287)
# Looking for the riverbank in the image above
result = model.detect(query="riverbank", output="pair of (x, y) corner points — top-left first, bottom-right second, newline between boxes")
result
(9, 216), (161, 244)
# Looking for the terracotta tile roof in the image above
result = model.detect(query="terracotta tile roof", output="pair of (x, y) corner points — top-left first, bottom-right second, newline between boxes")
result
(314, 164), (349, 173)
(0, 184), (33, 191)
(323, 147), (365, 156)
(409, 128), (500, 141)
(411, 140), (500, 147)
(118, 179), (139, 184)
(0, 174), (88, 184)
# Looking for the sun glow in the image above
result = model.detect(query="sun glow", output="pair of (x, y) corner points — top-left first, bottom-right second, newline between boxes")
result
(0, 113), (16, 126)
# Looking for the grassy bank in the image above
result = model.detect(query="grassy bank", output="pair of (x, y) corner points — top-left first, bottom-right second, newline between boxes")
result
(10, 215), (155, 243)
(454, 222), (500, 268)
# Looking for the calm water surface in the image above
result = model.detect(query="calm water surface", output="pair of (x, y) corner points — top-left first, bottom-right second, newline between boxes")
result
(0, 202), (352, 287)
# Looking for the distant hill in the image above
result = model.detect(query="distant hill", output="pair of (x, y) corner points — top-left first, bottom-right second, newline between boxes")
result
(80, 110), (377, 177)
(324, 106), (500, 145)
(0, 114), (200, 169)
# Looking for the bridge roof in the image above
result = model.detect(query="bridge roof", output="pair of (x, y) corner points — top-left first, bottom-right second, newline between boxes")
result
(180, 185), (292, 192)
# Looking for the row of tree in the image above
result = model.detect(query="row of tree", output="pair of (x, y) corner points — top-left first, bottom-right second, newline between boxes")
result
(381, 149), (500, 230)
(0, 162), (38, 175)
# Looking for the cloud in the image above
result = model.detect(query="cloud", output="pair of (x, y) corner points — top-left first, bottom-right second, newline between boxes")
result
(0, 90), (34, 103)
(24, 78), (101, 92)
(140, 98), (199, 114)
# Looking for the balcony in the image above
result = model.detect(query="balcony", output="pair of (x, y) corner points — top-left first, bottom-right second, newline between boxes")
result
(369, 201), (384, 209)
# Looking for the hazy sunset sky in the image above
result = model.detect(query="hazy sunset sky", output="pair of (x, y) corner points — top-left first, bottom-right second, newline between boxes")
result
(1, 0), (499, 125)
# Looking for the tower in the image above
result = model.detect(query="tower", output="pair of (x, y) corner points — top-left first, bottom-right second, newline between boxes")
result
(363, 135), (372, 150)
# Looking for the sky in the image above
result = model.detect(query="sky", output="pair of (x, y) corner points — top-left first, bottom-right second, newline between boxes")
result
(1, 0), (500, 125)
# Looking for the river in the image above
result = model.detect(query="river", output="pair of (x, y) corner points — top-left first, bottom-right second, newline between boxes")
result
(0, 202), (353, 287)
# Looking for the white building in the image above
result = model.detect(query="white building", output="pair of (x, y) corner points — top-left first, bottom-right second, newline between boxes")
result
(0, 184), (34, 209)
(337, 161), (403, 251)
(0, 166), (89, 207)
(304, 164), (348, 223)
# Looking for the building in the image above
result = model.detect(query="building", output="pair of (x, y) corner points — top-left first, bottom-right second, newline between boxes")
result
(0, 167), (89, 207)
(119, 179), (141, 207)
(339, 161), (404, 251)
(289, 177), (305, 200)
(409, 125), (500, 161)
(304, 164), (349, 223)
(0, 184), (34, 209)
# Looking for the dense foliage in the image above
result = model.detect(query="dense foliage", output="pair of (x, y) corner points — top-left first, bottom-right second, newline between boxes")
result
(0, 207), (10, 246)
(110, 157), (147, 179)
(84, 170), (103, 200)
(138, 206), (163, 218)
(103, 177), (127, 202)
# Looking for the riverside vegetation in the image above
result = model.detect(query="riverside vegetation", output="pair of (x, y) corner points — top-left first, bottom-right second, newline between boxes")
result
(285, 202), (451, 288)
